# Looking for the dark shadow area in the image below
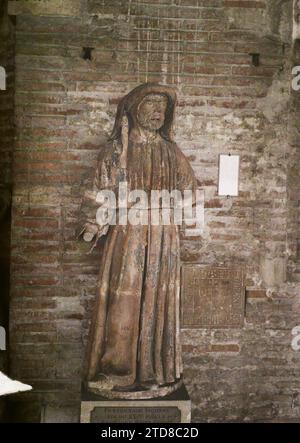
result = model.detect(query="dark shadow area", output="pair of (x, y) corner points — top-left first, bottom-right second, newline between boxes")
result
(0, 0), (15, 423)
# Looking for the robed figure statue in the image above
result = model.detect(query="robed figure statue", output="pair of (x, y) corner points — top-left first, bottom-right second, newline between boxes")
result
(79, 83), (198, 399)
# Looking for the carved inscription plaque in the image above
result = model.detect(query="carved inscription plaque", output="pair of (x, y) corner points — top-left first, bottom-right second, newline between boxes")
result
(90, 406), (181, 423)
(181, 266), (245, 328)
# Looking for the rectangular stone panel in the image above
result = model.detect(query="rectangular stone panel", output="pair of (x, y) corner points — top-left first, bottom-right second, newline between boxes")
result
(181, 265), (245, 328)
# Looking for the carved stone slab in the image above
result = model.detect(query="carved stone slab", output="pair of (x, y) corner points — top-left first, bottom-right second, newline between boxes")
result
(181, 266), (245, 329)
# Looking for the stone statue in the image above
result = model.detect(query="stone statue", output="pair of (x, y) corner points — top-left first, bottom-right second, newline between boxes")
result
(78, 83), (197, 399)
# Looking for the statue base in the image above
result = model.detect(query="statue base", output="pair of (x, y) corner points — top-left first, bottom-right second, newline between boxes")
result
(87, 377), (183, 400)
(80, 384), (191, 423)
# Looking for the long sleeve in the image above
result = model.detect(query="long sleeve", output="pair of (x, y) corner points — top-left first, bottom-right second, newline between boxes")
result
(77, 141), (122, 236)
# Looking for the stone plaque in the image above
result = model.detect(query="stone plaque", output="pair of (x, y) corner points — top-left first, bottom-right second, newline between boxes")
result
(81, 396), (191, 423)
(181, 266), (245, 328)
(91, 406), (181, 423)
(81, 385), (191, 423)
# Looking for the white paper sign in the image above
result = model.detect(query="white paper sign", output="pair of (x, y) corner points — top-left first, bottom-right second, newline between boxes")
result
(218, 154), (240, 197)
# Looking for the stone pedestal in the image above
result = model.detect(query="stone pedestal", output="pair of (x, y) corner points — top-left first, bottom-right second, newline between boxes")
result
(80, 385), (191, 423)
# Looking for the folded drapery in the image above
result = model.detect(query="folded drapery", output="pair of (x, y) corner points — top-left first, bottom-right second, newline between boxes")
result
(0, 371), (32, 396)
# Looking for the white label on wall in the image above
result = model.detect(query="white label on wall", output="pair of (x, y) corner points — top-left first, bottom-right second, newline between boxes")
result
(218, 154), (240, 197)
(0, 67), (6, 91)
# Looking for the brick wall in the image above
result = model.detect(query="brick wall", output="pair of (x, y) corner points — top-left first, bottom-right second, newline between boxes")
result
(8, 0), (300, 422)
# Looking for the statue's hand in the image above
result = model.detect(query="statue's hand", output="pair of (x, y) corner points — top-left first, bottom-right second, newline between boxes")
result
(82, 222), (99, 243)
(78, 221), (110, 253)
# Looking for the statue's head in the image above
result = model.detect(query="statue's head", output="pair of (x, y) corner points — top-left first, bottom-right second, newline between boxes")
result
(110, 83), (177, 142)
(136, 94), (168, 132)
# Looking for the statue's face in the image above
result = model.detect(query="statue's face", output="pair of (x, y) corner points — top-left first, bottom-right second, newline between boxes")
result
(137, 94), (168, 132)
